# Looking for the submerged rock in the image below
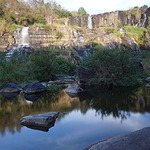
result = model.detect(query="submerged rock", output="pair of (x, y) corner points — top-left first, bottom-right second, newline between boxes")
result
(85, 127), (150, 150)
(0, 83), (22, 93)
(23, 82), (45, 94)
(20, 112), (59, 132)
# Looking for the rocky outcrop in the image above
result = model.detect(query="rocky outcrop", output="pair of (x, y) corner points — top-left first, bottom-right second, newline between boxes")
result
(68, 15), (88, 28)
(0, 83), (22, 93)
(146, 77), (150, 82)
(146, 77), (150, 89)
(67, 7), (150, 28)
(23, 82), (46, 94)
(65, 84), (83, 97)
(28, 26), (73, 48)
(20, 112), (59, 132)
(1, 7), (150, 52)
(0, 33), (15, 52)
(92, 11), (125, 27)
(85, 127), (150, 150)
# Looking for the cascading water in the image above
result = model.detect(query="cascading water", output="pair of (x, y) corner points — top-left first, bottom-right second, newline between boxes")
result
(6, 27), (30, 60)
(87, 16), (93, 29)
(136, 13), (147, 27)
(132, 38), (140, 52)
(19, 27), (29, 46)
(72, 28), (92, 60)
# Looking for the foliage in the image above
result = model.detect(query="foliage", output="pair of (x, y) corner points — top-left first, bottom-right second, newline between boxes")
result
(0, 50), (76, 84)
(0, 54), (29, 83)
(0, 0), (73, 32)
(125, 5), (148, 23)
(77, 7), (87, 16)
(55, 31), (63, 39)
(142, 52), (150, 76)
(54, 57), (76, 76)
(123, 26), (147, 47)
(46, 84), (66, 93)
(81, 48), (146, 86)
(27, 51), (57, 81)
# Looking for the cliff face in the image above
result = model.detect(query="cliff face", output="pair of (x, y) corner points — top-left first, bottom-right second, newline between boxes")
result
(0, 34), (15, 52)
(28, 26), (73, 48)
(68, 15), (88, 28)
(68, 6), (150, 28)
(92, 11), (125, 27)
(0, 6), (150, 52)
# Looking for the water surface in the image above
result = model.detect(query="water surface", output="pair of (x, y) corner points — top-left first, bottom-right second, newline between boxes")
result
(0, 87), (150, 150)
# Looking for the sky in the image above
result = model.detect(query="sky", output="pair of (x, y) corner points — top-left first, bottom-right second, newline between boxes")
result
(48, 0), (150, 15)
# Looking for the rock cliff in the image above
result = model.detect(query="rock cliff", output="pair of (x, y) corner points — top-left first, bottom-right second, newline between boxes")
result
(0, 6), (150, 52)
(68, 6), (150, 28)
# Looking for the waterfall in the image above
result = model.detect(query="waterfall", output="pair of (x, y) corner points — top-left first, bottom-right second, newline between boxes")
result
(142, 13), (147, 27)
(6, 27), (30, 60)
(132, 38), (140, 52)
(136, 13), (147, 27)
(87, 16), (93, 29)
(19, 27), (29, 46)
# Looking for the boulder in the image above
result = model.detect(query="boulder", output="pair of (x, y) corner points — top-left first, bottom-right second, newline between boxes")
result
(0, 83), (22, 93)
(23, 82), (45, 94)
(84, 127), (150, 150)
(65, 84), (83, 97)
(146, 77), (150, 82)
(20, 112), (59, 132)
(54, 76), (76, 84)
(146, 83), (150, 89)
(1, 92), (19, 100)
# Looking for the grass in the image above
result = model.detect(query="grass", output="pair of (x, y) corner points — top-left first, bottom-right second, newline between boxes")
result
(123, 26), (147, 46)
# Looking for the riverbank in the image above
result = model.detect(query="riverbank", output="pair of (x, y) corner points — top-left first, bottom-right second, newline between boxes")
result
(85, 127), (150, 150)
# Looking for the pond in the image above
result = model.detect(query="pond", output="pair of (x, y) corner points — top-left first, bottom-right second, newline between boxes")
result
(0, 86), (150, 150)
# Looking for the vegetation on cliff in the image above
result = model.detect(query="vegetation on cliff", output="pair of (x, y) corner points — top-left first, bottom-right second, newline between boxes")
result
(0, 0), (88, 34)
(81, 47), (146, 86)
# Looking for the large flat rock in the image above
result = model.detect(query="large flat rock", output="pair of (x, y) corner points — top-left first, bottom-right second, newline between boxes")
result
(20, 112), (59, 132)
(85, 127), (150, 150)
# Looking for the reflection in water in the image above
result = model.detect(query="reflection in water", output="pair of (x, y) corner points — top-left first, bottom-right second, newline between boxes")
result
(0, 87), (150, 137)
(24, 92), (45, 102)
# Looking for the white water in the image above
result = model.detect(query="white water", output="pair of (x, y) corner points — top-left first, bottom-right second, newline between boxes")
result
(132, 38), (140, 52)
(6, 27), (30, 60)
(19, 27), (29, 46)
(136, 13), (147, 27)
(87, 16), (93, 29)
(142, 13), (147, 27)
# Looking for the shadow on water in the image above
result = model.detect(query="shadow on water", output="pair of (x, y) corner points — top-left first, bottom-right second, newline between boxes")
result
(0, 86), (150, 135)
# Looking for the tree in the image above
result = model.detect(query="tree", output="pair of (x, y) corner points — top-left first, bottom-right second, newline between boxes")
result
(78, 7), (87, 16)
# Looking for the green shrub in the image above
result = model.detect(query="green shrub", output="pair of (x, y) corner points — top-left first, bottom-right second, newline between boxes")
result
(0, 54), (29, 83)
(123, 26), (147, 47)
(55, 31), (63, 39)
(27, 51), (56, 81)
(0, 50), (77, 84)
(142, 52), (150, 76)
(81, 48), (146, 86)
(27, 51), (76, 81)
(54, 57), (76, 76)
